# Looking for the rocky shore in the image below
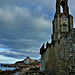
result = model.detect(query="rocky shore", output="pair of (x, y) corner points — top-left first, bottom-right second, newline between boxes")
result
(12, 66), (48, 75)
(0, 66), (48, 75)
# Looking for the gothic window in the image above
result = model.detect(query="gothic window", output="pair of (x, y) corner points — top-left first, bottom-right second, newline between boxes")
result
(63, 26), (67, 31)
(62, 16), (67, 22)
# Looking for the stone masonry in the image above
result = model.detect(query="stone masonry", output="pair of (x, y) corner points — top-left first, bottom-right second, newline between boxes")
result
(40, 29), (75, 75)
(40, 0), (75, 75)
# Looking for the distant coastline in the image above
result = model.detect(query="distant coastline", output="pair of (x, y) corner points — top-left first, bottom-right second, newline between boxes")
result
(0, 66), (15, 71)
(0, 57), (40, 75)
(0, 63), (13, 65)
(0, 64), (18, 71)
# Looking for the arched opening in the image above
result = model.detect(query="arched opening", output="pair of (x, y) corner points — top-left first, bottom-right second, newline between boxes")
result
(60, 1), (65, 13)
(60, 6), (63, 13)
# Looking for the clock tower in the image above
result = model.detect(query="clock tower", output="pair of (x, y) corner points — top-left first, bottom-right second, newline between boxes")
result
(52, 0), (73, 42)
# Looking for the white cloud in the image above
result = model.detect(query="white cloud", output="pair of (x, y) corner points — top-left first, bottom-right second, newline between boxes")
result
(0, 8), (15, 21)
(0, 51), (23, 55)
(0, 55), (23, 64)
(21, 49), (38, 53)
(14, 7), (31, 17)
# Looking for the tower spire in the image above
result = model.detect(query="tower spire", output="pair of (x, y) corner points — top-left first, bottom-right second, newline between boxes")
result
(52, 0), (73, 42)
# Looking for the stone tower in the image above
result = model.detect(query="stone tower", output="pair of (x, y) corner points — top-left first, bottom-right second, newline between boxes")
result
(40, 0), (75, 74)
(52, 0), (73, 42)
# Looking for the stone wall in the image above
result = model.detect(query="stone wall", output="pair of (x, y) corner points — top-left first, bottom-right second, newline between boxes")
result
(40, 47), (49, 71)
(40, 28), (75, 75)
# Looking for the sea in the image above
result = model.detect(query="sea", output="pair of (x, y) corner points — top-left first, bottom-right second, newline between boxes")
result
(0, 64), (17, 71)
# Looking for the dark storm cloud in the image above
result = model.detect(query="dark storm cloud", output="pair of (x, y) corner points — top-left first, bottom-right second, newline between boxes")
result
(0, 0), (75, 59)
(0, 1), (52, 59)
(0, 51), (26, 59)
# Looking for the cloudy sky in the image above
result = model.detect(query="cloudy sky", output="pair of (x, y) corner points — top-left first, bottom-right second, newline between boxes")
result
(0, 0), (75, 64)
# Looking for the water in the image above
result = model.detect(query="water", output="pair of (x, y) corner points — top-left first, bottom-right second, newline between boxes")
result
(0, 64), (16, 71)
